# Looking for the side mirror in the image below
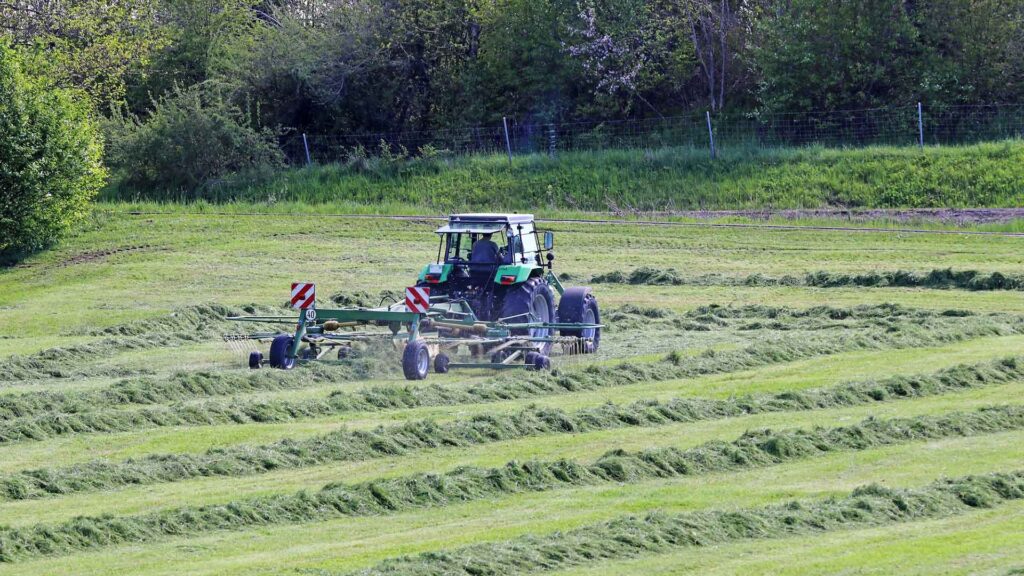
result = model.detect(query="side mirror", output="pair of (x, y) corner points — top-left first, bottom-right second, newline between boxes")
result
(543, 231), (554, 250)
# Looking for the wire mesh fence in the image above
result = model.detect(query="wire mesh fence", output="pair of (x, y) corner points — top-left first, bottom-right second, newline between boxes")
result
(282, 103), (1024, 166)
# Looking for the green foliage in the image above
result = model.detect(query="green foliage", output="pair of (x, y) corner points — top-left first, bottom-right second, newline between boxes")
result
(104, 84), (284, 196)
(0, 44), (106, 263)
(753, 0), (1024, 111)
(2, 0), (166, 109)
(127, 0), (254, 108)
(754, 0), (924, 111)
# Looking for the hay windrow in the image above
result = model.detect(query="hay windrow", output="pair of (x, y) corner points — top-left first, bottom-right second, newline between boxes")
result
(0, 304), (281, 382)
(348, 470), (1024, 576)
(0, 406), (1021, 562)
(0, 301), (989, 385)
(591, 266), (1024, 291)
(1, 356), (1021, 501)
(0, 350), (398, 423)
(0, 305), (1017, 441)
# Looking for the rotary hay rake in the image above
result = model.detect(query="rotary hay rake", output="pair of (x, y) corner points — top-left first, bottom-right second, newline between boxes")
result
(226, 283), (602, 380)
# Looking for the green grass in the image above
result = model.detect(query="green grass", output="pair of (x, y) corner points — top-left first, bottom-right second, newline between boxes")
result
(3, 205), (1024, 574)
(5, 206), (1024, 346)
(103, 141), (1024, 211)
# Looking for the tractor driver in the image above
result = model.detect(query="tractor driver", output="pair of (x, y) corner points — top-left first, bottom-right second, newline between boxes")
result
(470, 232), (501, 264)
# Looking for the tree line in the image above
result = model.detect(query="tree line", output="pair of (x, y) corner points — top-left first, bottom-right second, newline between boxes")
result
(4, 0), (1023, 131)
(1, 0), (1023, 259)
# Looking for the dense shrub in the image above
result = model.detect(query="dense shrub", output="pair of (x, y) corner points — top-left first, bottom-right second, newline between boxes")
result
(0, 44), (106, 263)
(105, 83), (284, 196)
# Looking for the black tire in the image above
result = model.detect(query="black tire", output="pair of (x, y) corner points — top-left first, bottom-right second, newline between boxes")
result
(269, 335), (296, 370)
(434, 353), (450, 374)
(558, 287), (600, 354)
(499, 277), (556, 354)
(337, 346), (352, 360)
(402, 340), (430, 380)
(248, 351), (263, 369)
(533, 354), (551, 371)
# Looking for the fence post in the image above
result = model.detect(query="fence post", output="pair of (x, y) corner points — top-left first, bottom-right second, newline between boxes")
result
(502, 117), (513, 166)
(917, 102), (925, 148)
(302, 133), (312, 166)
(706, 111), (716, 159)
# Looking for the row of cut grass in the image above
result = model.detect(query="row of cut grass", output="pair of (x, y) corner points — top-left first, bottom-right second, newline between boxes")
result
(550, 501), (1024, 576)
(4, 304), (1015, 442)
(9, 428), (1023, 576)
(351, 470), (1024, 576)
(1, 355), (1020, 501)
(2, 405), (1021, 562)
(3, 378), (1019, 527)
(1, 328), (1019, 476)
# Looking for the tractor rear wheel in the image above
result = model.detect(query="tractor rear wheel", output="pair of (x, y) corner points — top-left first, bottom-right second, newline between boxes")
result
(499, 277), (556, 355)
(558, 287), (600, 354)
(269, 335), (296, 370)
(402, 340), (430, 380)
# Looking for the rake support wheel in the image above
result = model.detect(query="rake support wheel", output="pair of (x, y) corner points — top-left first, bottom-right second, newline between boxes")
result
(403, 340), (430, 380)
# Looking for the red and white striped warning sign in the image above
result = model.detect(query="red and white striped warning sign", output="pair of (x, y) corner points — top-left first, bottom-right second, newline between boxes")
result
(291, 282), (316, 309)
(405, 286), (430, 314)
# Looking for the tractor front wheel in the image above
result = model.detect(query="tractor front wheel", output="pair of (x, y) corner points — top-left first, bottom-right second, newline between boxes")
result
(500, 277), (556, 355)
(402, 340), (430, 380)
(269, 335), (296, 370)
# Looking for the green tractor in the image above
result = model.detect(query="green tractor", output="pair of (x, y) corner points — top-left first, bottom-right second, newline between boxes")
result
(228, 213), (601, 379)
(415, 213), (600, 358)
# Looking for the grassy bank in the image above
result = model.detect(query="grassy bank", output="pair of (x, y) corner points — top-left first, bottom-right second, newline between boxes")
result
(101, 141), (1024, 210)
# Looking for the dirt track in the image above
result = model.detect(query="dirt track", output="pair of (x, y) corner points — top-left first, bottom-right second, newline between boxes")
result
(665, 207), (1024, 224)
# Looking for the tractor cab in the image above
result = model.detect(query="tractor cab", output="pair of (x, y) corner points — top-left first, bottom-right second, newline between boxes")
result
(419, 214), (552, 289)
(417, 213), (559, 323)
(232, 212), (599, 379)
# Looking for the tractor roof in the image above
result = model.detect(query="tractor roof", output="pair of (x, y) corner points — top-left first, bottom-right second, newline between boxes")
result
(449, 213), (534, 224)
(436, 213), (535, 234)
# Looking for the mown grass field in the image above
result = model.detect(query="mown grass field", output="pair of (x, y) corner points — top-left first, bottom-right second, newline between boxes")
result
(2, 205), (1024, 575)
